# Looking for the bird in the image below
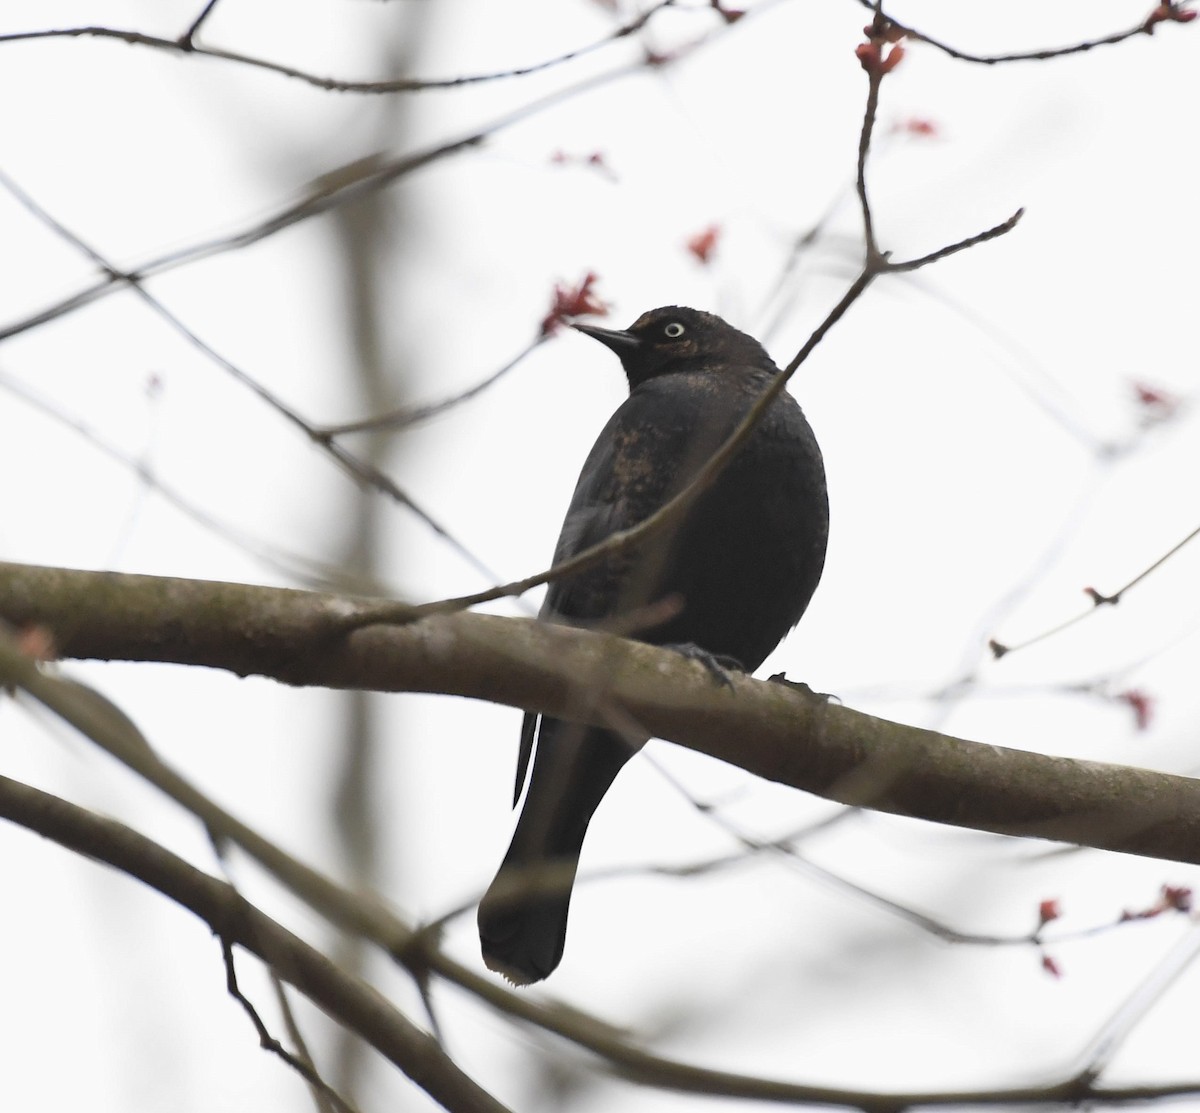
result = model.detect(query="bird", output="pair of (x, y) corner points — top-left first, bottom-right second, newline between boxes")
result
(477, 306), (829, 984)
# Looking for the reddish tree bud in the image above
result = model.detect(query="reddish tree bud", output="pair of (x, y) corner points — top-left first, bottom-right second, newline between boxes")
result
(857, 40), (905, 75)
(541, 272), (609, 336)
(1131, 379), (1181, 420)
(1038, 898), (1062, 927)
(1117, 689), (1154, 731)
(1162, 884), (1193, 912)
(1133, 381), (1171, 406)
(881, 43), (906, 73)
(711, 0), (745, 23)
(896, 117), (939, 137)
(549, 149), (616, 181)
(686, 225), (721, 264)
(1145, 2), (1197, 27)
(856, 42), (881, 71)
(863, 20), (906, 43)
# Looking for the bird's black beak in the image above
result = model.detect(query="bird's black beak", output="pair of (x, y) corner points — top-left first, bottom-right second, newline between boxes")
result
(571, 321), (642, 354)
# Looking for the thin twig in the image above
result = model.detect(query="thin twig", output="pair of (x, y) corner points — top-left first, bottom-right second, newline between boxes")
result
(178, 0), (221, 49)
(5, 733), (1200, 1110)
(336, 269), (879, 629)
(990, 520), (1200, 658)
(855, 22), (885, 257)
(1074, 922), (1200, 1081)
(854, 0), (1195, 66)
(222, 940), (360, 1113)
(271, 975), (340, 1113)
(0, 3), (768, 346)
(8, 622), (1200, 1108)
(318, 337), (546, 437)
(0, 64), (638, 344)
(0, 2), (678, 94)
(0, 167), (502, 586)
(0, 773), (511, 1112)
(888, 207), (1025, 271)
(344, 219), (1020, 630)
(337, 17), (1023, 630)
(0, 369), (352, 585)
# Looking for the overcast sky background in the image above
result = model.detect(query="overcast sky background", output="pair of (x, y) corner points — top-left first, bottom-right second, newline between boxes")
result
(1, 1), (1199, 1110)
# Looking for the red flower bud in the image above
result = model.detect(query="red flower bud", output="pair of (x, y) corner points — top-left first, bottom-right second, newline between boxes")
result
(1145, 2), (1197, 27)
(686, 225), (721, 265)
(541, 272), (609, 336)
(1038, 899), (1061, 927)
(1162, 884), (1193, 912)
(1117, 689), (1154, 732)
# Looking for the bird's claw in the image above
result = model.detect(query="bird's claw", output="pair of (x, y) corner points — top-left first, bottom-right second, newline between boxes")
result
(768, 672), (838, 703)
(665, 642), (744, 688)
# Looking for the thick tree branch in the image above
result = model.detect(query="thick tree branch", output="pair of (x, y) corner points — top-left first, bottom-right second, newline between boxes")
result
(5, 604), (1200, 1111)
(7, 771), (1198, 1113)
(3, 560), (1200, 868)
(0, 775), (510, 1113)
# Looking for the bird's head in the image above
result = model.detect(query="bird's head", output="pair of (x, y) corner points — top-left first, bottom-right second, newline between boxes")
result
(572, 306), (774, 388)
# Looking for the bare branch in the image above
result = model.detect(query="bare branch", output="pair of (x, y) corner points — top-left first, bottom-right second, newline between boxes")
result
(0, 168), (502, 586)
(347, 174), (1021, 630)
(0, 775), (511, 1113)
(333, 5), (1023, 630)
(336, 266), (879, 629)
(0, 66), (638, 344)
(887, 207), (1025, 272)
(5, 562), (1200, 871)
(221, 940), (361, 1113)
(855, 0), (1196, 65)
(271, 974), (343, 1113)
(1, 2), (679, 95)
(990, 519), (1200, 658)
(1075, 924), (1200, 1082)
(6, 603), (1200, 1108)
(3, 768), (1200, 1111)
(317, 337), (546, 438)
(0, 368), (344, 585)
(178, 0), (222, 49)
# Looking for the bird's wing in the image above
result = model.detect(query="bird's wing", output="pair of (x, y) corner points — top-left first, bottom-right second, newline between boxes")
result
(512, 433), (638, 807)
(513, 710), (538, 807)
(540, 382), (695, 623)
(510, 384), (695, 806)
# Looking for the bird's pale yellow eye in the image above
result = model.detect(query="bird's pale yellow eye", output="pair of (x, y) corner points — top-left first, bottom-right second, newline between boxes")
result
(663, 322), (686, 338)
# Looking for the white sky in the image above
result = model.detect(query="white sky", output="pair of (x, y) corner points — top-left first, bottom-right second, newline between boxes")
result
(1, 1), (1199, 1110)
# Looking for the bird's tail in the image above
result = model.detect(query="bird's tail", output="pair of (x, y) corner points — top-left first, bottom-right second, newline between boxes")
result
(478, 719), (638, 985)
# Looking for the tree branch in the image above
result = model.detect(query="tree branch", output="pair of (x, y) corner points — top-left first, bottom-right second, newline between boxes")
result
(3, 771), (1198, 1112)
(0, 774), (511, 1113)
(854, 0), (1196, 65)
(1, 2), (679, 95)
(3, 560), (1200, 868)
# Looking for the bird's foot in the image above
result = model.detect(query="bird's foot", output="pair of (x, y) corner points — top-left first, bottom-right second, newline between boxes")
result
(665, 643), (744, 688)
(768, 673), (839, 704)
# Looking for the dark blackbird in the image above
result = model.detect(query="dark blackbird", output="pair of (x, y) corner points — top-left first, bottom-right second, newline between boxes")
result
(477, 306), (828, 984)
